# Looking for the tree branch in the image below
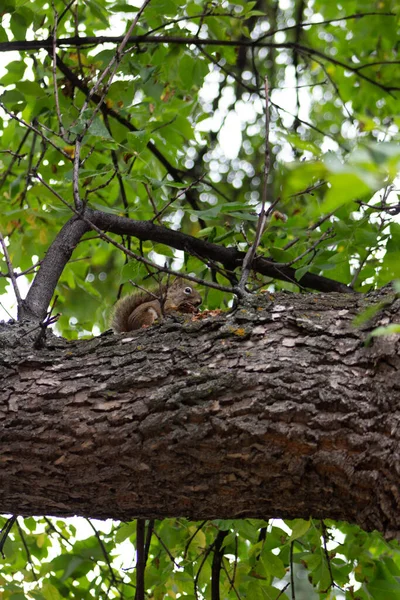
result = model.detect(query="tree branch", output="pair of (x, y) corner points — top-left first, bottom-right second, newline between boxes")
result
(22, 206), (353, 321)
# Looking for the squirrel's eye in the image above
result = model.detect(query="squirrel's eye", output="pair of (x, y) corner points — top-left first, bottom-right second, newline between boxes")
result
(184, 286), (192, 294)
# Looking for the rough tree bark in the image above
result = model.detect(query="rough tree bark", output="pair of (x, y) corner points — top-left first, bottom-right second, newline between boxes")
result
(1, 288), (399, 537)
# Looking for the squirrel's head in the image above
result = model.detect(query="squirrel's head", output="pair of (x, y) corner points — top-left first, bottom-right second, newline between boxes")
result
(170, 278), (202, 311)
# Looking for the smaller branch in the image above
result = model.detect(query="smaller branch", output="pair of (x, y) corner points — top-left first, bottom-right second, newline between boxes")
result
(71, 0), (152, 212)
(0, 103), (73, 161)
(86, 519), (120, 593)
(0, 516), (17, 558)
(238, 76), (271, 291)
(353, 60), (400, 72)
(184, 520), (208, 559)
(283, 204), (332, 252)
(144, 183), (163, 225)
(85, 168), (117, 197)
(151, 174), (205, 223)
(0, 260), (40, 279)
(271, 100), (348, 149)
(152, 529), (180, 568)
(211, 530), (229, 600)
(290, 541), (295, 600)
(18, 130), (37, 206)
(128, 278), (160, 301)
(135, 519), (146, 600)
(276, 583), (291, 599)
(0, 129), (30, 189)
(72, 137), (83, 210)
(144, 519), (154, 566)
(350, 250), (371, 289)
(257, 11), (395, 41)
(0, 301), (14, 320)
(0, 149), (27, 159)
(16, 519), (38, 582)
(228, 535), (238, 595)
(320, 521), (345, 594)
(274, 228), (335, 268)
(57, 0), (76, 26)
(103, 112), (129, 215)
(221, 559), (241, 600)
(194, 540), (215, 600)
(51, 2), (66, 138)
(0, 231), (22, 311)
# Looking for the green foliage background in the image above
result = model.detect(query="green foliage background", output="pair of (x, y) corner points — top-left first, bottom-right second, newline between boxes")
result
(1, 0), (400, 597)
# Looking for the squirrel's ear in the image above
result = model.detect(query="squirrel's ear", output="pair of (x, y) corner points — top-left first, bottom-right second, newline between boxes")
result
(170, 277), (183, 287)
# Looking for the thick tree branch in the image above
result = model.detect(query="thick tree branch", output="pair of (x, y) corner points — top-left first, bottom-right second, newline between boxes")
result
(21, 217), (89, 320)
(2, 35), (398, 92)
(22, 210), (352, 321)
(1, 288), (400, 537)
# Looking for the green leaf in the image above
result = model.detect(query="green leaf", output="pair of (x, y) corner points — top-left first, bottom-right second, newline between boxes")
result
(320, 173), (371, 213)
(289, 519), (311, 541)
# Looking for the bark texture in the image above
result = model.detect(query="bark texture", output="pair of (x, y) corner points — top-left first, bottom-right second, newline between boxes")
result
(1, 288), (400, 537)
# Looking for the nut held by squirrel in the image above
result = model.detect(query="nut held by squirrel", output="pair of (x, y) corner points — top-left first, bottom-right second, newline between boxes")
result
(112, 278), (202, 333)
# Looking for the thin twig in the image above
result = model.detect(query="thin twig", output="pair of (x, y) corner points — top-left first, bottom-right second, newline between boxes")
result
(135, 519), (146, 600)
(222, 559), (241, 600)
(51, 2), (65, 138)
(144, 183), (163, 225)
(16, 519), (38, 582)
(86, 518), (120, 593)
(184, 521), (208, 559)
(152, 529), (180, 568)
(194, 541), (215, 600)
(151, 174), (205, 223)
(0, 103), (72, 161)
(0, 232), (22, 310)
(0, 129), (30, 189)
(0, 516), (17, 558)
(239, 76), (271, 291)
(290, 541), (295, 600)
(283, 206), (332, 251)
(274, 228), (335, 268)
(144, 519), (154, 565)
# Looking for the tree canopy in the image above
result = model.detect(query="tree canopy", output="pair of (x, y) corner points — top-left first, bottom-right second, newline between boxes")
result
(1, 0), (400, 598)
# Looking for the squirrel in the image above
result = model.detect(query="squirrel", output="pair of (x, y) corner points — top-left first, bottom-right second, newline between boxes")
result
(111, 278), (202, 333)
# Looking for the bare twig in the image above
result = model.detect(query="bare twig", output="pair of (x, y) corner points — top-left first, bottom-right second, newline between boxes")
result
(0, 103), (72, 161)
(85, 168), (117, 197)
(152, 529), (180, 568)
(0, 516), (17, 558)
(290, 541), (295, 600)
(144, 183), (163, 225)
(16, 519), (38, 582)
(274, 228), (335, 268)
(86, 519), (120, 593)
(51, 2), (66, 138)
(221, 559), (241, 600)
(238, 76), (271, 291)
(184, 521), (208, 559)
(151, 174), (205, 223)
(57, 0), (76, 26)
(0, 128), (30, 188)
(0, 231), (22, 310)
